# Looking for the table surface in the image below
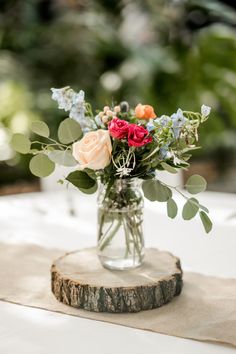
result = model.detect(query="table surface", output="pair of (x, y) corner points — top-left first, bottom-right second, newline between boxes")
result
(0, 189), (236, 354)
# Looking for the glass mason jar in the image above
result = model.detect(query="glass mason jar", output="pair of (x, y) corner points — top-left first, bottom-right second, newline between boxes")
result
(97, 178), (145, 270)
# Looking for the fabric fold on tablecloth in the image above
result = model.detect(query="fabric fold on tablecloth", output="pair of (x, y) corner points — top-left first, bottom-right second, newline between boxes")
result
(0, 242), (235, 347)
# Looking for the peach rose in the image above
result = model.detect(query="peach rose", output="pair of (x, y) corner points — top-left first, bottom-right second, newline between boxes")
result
(72, 130), (112, 170)
(135, 104), (156, 120)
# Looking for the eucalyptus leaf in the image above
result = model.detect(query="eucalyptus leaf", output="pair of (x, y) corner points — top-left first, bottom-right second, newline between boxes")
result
(142, 179), (172, 202)
(200, 211), (213, 233)
(66, 170), (96, 189)
(58, 118), (82, 144)
(29, 149), (39, 154)
(182, 198), (199, 220)
(167, 198), (178, 219)
(11, 134), (31, 154)
(48, 150), (78, 167)
(161, 162), (177, 174)
(199, 204), (209, 213)
(31, 121), (50, 138)
(186, 174), (207, 194)
(29, 153), (55, 177)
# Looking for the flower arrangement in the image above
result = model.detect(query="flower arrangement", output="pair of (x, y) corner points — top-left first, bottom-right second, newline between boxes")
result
(12, 86), (212, 235)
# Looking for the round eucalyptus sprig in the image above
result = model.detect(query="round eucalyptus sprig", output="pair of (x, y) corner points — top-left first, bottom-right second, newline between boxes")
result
(142, 174), (212, 234)
(11, 118), (82, 177)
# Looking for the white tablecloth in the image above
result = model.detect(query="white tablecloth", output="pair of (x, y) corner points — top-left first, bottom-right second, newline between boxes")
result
(0, 190), (236, 354)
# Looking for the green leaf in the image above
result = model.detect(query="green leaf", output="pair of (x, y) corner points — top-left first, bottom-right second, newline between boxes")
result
(199, 204), (209, 213)
(142, 179), (172, 202)
(66, 170), (96, 189)
(29, 149), (39, 154)
(185, 174), (207, 194)
(200, 211), (213, 233)
(161, 162), (177, 174)
(48, 150), (78, 167)
(31, 121), (50, 138)
(79, 182), (98, 194)
(29, 153), (55, 177)
(58, 118), (82, 144)
(83, 168), (97, 180)
(182, 198), (199, 220)
(11, 134), (31, 154)
(167, 198), (178, 219)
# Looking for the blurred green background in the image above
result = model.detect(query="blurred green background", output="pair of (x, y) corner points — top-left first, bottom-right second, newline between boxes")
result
(0, 0), (236, 194)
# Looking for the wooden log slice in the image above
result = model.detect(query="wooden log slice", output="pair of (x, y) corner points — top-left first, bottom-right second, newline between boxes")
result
(51, 248), (183, 313)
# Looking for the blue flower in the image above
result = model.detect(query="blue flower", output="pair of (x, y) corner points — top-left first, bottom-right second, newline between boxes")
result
(51, 86), (73, 111)
(157, 115), (171, 127)
(69, 90), (85, 123)
(146, 119), (155, 132)
(51, 86), (96, 132)
(201, 104), (211, 118)
(171, 109), (187, 139)
(159, 144), (171, 159)
(95, 115), (105, 128)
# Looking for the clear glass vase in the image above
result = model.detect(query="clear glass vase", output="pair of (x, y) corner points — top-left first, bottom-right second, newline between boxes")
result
(97, 178), (145, 270)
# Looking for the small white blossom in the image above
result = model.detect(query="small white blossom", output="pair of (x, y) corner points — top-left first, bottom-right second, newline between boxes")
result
(147, 119), (155, 132)
(95, 114), (105, 128)
(173, 155), (181, 165)
(69, 90), (85, 123)
(51, 86), (96, 132)
(51, 87), (73, 111)
(157, 115), (171, 127)
(116, 167), (133, 177)
(171, 109), (187, 139)
(201, 104), (211, 118)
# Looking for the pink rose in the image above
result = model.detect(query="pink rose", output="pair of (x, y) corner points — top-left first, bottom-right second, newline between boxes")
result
(108, 117), (129, 139)
(128, 124), (152, 147)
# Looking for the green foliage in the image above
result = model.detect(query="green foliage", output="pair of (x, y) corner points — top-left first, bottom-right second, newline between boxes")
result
(83, 168), (97, 180)
(11, 134), (31, 154)
(182, 198), (199, 220)
(161, 162), (177, 174)
(142, 180), (172, 202)
(48, 150), (77, 167)
(31, 121), (50, 138)
(29, 153), (55, 177)
(200, 211), (213, 234)
(58, 118), (82, 144)
(79, 183), (98, 194)
(66, 171), (96, 190)
(1, 0), (236, 194)
(167, 198), (178, 219)
(185, 175), (207, 194)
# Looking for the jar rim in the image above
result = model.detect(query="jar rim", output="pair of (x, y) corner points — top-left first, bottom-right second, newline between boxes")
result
(100, 177), (141, 188)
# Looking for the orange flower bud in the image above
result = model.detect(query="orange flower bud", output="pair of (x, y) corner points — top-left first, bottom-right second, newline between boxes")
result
(135, 104), (156, 120)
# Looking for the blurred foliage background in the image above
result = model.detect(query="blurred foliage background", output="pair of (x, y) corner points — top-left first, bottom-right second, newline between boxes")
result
(0, 0), (236, 194)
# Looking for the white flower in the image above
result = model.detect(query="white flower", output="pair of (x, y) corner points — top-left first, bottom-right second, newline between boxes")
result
(157, 115), (171, 127)
(115, 167), (133, 177)
(51, 86), (96, 132)
(51, 87), (73, 111)
(171, 109), (187, 139)
(201, 104), (211, 118)
(173, 155), (181, 165)
(69, 90), (85, 122)
(95, 114), (105, 128)
(146, 119), (155, 132)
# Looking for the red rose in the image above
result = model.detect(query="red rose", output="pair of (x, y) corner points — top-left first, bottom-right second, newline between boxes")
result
(108, 117), (129, 139)
(128, 124), (152, 147)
